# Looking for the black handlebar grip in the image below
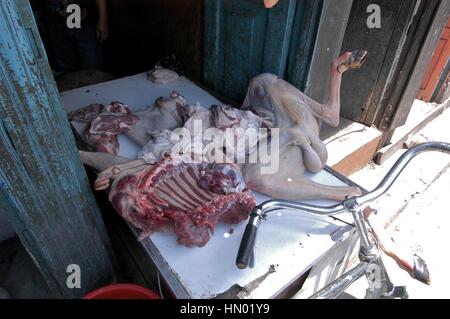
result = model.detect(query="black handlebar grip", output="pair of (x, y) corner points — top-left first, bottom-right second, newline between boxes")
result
(236, 223), (258, 269)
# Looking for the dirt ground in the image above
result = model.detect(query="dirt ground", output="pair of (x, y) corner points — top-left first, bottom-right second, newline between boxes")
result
(346, 105), (450, 299)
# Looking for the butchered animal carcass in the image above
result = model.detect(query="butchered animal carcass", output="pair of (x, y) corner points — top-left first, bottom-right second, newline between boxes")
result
(85, 152), (256, 247)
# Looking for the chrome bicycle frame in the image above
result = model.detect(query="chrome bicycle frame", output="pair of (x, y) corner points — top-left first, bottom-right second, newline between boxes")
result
(236, 142), (450, 299)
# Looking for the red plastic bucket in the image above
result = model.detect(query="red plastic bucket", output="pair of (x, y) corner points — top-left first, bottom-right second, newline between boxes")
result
(83, 284), (161, 299)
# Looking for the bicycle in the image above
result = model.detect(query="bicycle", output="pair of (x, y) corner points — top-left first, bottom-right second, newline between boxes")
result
(235, 141), (450, 299)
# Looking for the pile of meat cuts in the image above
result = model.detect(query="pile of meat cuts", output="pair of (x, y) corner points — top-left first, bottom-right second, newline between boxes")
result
(73, 53), (368, 246)
(69, 101), (138, 155)
(72, 94), (257, 247)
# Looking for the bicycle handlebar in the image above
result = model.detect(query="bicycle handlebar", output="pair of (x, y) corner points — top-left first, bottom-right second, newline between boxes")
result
(236, 142), (450, 269)
(356, 141), (450, 205)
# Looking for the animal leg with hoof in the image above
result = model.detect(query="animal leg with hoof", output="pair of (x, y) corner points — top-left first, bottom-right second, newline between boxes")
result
(364, 207), (431, 285)
(302, 50), (368, 127)
(79, 151), (147, 190)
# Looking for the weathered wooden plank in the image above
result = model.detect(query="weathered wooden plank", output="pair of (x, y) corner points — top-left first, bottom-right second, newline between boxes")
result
(0, 0), (115, 298)
(360, 0), (420, 126)
(340, 0), (419, 123)
(204, 0), (317, 102)
(263, 0), (298, 78)
(204, 0), (221, 93)
(304, 0), (353, 102)
(286, 0), (323, 91)
(376, 0), (441, 131)
(375, 98), (450, 164)
(376, 0), (449, 146)
(321, 118), (382, 176)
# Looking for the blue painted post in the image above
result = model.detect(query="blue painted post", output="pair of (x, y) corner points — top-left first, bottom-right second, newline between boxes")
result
(0, 0), (115, 298)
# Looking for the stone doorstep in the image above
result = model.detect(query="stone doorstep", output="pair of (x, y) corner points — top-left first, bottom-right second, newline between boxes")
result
(320, 118), (382, 176)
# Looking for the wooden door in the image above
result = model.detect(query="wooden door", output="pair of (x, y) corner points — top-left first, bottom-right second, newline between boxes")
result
(339, 0), (449, 134)
(417, 18), (450, 102)
(339, 0), (421, 125)
(204, 0), (322, 102)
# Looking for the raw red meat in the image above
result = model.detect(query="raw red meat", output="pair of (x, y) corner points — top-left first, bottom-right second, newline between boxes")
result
(69, 103), (105, 123)
(84, 102), (139, 155)
(105, 156), (256, 247)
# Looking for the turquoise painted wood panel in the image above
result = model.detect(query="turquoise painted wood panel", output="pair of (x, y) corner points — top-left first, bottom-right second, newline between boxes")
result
(204, 0), (297, 102)
(0, 0), (115, 298)
(287, 0), (324, 91)
(204, 0), (322, 102)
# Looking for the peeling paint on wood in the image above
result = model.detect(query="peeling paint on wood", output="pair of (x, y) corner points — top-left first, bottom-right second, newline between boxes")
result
(204, 0), (320, 102)
(0, 0), (115, 298)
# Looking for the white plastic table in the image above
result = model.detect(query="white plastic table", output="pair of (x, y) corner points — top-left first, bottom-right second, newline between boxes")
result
(62, 73), (356, 298)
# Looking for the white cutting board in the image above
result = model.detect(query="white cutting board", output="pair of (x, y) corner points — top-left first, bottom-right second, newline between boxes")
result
(61, 73), (353, 298)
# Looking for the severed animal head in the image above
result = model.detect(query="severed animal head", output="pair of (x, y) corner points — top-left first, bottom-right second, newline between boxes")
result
(155, 90), (189, 123)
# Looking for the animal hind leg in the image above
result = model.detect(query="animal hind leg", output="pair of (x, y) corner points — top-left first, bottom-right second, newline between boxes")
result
(243, 146), (362, 201)
(294, 50), (368, 128)
(289, 128), (328, 172)
(246, 168), (362, 201)
(79, 150), (135, 171)
(290, 138), (324, 173)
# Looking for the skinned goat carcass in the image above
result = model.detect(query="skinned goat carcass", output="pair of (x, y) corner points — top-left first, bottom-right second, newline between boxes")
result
(125, 91), (189, 146)
(79, 151), (256, 247)
(76, 52), (429, 281)
(138, 104), (265, 163)
(70, 92), (187, 155)
(241, 50), (368, 201)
